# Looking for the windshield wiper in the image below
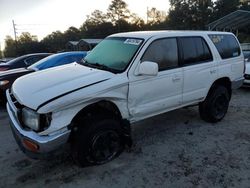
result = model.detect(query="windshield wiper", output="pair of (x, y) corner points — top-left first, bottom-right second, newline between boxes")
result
(78, 59), (89, 66)
(91, 62), (121, 73)
(79, 59), (119, 73)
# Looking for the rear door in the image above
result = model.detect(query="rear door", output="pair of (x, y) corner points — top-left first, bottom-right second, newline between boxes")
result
(179, 36), (217, 104)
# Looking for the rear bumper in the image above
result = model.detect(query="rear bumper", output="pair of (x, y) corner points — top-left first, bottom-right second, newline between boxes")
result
(232, 77), (244, 89)
(243, 74), (250, 87)
(7, 101), (71, 159)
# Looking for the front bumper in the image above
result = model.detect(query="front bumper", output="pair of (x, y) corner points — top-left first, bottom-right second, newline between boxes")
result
(6, 98), (71, 159)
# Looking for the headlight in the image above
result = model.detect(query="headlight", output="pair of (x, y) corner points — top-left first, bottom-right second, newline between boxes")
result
(22, 108), (40, 131)
(0, 80), (9, 86)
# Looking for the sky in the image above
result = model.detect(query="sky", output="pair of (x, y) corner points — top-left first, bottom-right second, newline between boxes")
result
(0, 0), (170, 51)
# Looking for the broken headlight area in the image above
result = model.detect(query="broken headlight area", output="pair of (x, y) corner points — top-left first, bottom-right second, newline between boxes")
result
(22, 107), (52, 132)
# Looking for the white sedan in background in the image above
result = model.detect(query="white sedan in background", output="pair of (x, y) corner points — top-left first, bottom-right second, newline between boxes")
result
(244, 51), (250, 86)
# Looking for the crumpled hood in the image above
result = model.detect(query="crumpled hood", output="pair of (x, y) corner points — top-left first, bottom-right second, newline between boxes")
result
(12, 63), (115, 110)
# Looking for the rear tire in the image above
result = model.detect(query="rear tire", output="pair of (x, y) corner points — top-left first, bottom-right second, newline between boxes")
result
(71, 116), (124, 167)
(199, 85), (230, 123)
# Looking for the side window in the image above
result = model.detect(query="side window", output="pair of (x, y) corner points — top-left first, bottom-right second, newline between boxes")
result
(209, 34), (241, 59)
(25, 56), (44, 66)
(202, 39), (213, 61)
(228, 35), (241, 57)
(180, 38), (197, 65)
(141, 38), (178, 71)
(180, 37), (213, 66)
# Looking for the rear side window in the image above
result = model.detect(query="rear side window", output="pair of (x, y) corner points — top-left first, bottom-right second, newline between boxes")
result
(209, 34), (241, 59)
(179, 37), (213, 65)
(141, 38), (179, 71)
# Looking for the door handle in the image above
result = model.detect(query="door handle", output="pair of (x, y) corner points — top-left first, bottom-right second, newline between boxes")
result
(172, 76), (181, 82)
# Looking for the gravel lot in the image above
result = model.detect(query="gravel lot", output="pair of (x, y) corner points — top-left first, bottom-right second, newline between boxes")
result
(0, 88), (250, 188)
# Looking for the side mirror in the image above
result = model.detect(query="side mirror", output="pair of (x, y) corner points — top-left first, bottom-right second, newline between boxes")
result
(138, 61), (158, 76)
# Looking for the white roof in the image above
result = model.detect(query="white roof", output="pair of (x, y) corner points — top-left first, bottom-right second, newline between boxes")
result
(110, 30), (234, 40)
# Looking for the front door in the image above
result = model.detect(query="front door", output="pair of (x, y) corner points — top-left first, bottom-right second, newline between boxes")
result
(128, 38), (183, 121)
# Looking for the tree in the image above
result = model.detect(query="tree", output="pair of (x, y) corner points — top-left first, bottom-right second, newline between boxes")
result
(18, 32), (38, 43)
(64, 26), (81, 41)
(3, 32), (45, 57)
(107, 0), (130, 24)
(212, 0), (240, 21)
(41, 31), (66, 52)
(168, 0), (213, 30)
(192, 0), (214, 29)
(4, 36), (17, 57)
(130, 13), (145, 28)
(85, 10), (107, 26)
(147, 8), (166, 25)
(16, 32), (45, 55)
(80, 21), (115, 38)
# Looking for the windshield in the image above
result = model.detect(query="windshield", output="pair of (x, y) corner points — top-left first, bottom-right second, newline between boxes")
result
(83, 37), (143, 73)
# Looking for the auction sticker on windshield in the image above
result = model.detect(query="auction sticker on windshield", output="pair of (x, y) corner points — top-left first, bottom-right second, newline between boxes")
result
(124, 39), (142, 45)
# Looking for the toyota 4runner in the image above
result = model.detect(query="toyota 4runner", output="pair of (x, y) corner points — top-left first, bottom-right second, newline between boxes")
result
(6, 31), (244, 166)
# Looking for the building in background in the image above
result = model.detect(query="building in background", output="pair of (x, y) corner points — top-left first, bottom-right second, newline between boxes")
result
(66, 39), (102, 51)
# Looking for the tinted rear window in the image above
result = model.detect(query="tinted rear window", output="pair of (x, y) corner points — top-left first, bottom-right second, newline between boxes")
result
(209, 34), (241, 59)
(179, 37), (213, 65)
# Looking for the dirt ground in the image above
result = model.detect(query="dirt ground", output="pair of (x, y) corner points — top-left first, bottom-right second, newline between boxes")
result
(0, 88), (250, 188)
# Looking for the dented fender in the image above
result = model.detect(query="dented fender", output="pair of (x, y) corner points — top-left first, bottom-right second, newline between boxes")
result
(39, 76), (130, 135)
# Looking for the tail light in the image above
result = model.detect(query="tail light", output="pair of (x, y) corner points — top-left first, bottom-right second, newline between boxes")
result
(0, 67), (8, 71)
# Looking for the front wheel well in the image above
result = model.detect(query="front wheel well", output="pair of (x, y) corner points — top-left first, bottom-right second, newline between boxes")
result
(69, 100), (132, 148)
(72, 100), (122, 125)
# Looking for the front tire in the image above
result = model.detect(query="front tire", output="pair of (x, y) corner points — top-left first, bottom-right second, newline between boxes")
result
(199, 85), (230, 123)
(71, 117), (124, 166)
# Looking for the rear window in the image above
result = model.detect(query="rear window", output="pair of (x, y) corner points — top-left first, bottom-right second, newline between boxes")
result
(209, 34), (241, 59)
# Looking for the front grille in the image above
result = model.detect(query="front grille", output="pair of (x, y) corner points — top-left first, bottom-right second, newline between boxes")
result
(9, 92), (23, 109)
(7, 90), (24, 127)
(244, 74), (250, 80)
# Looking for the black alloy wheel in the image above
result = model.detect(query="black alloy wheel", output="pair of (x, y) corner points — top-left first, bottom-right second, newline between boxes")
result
(90, 130), (121, 164)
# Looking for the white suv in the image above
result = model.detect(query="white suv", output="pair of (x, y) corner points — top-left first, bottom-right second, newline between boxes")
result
(7, 31), (244, 166)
